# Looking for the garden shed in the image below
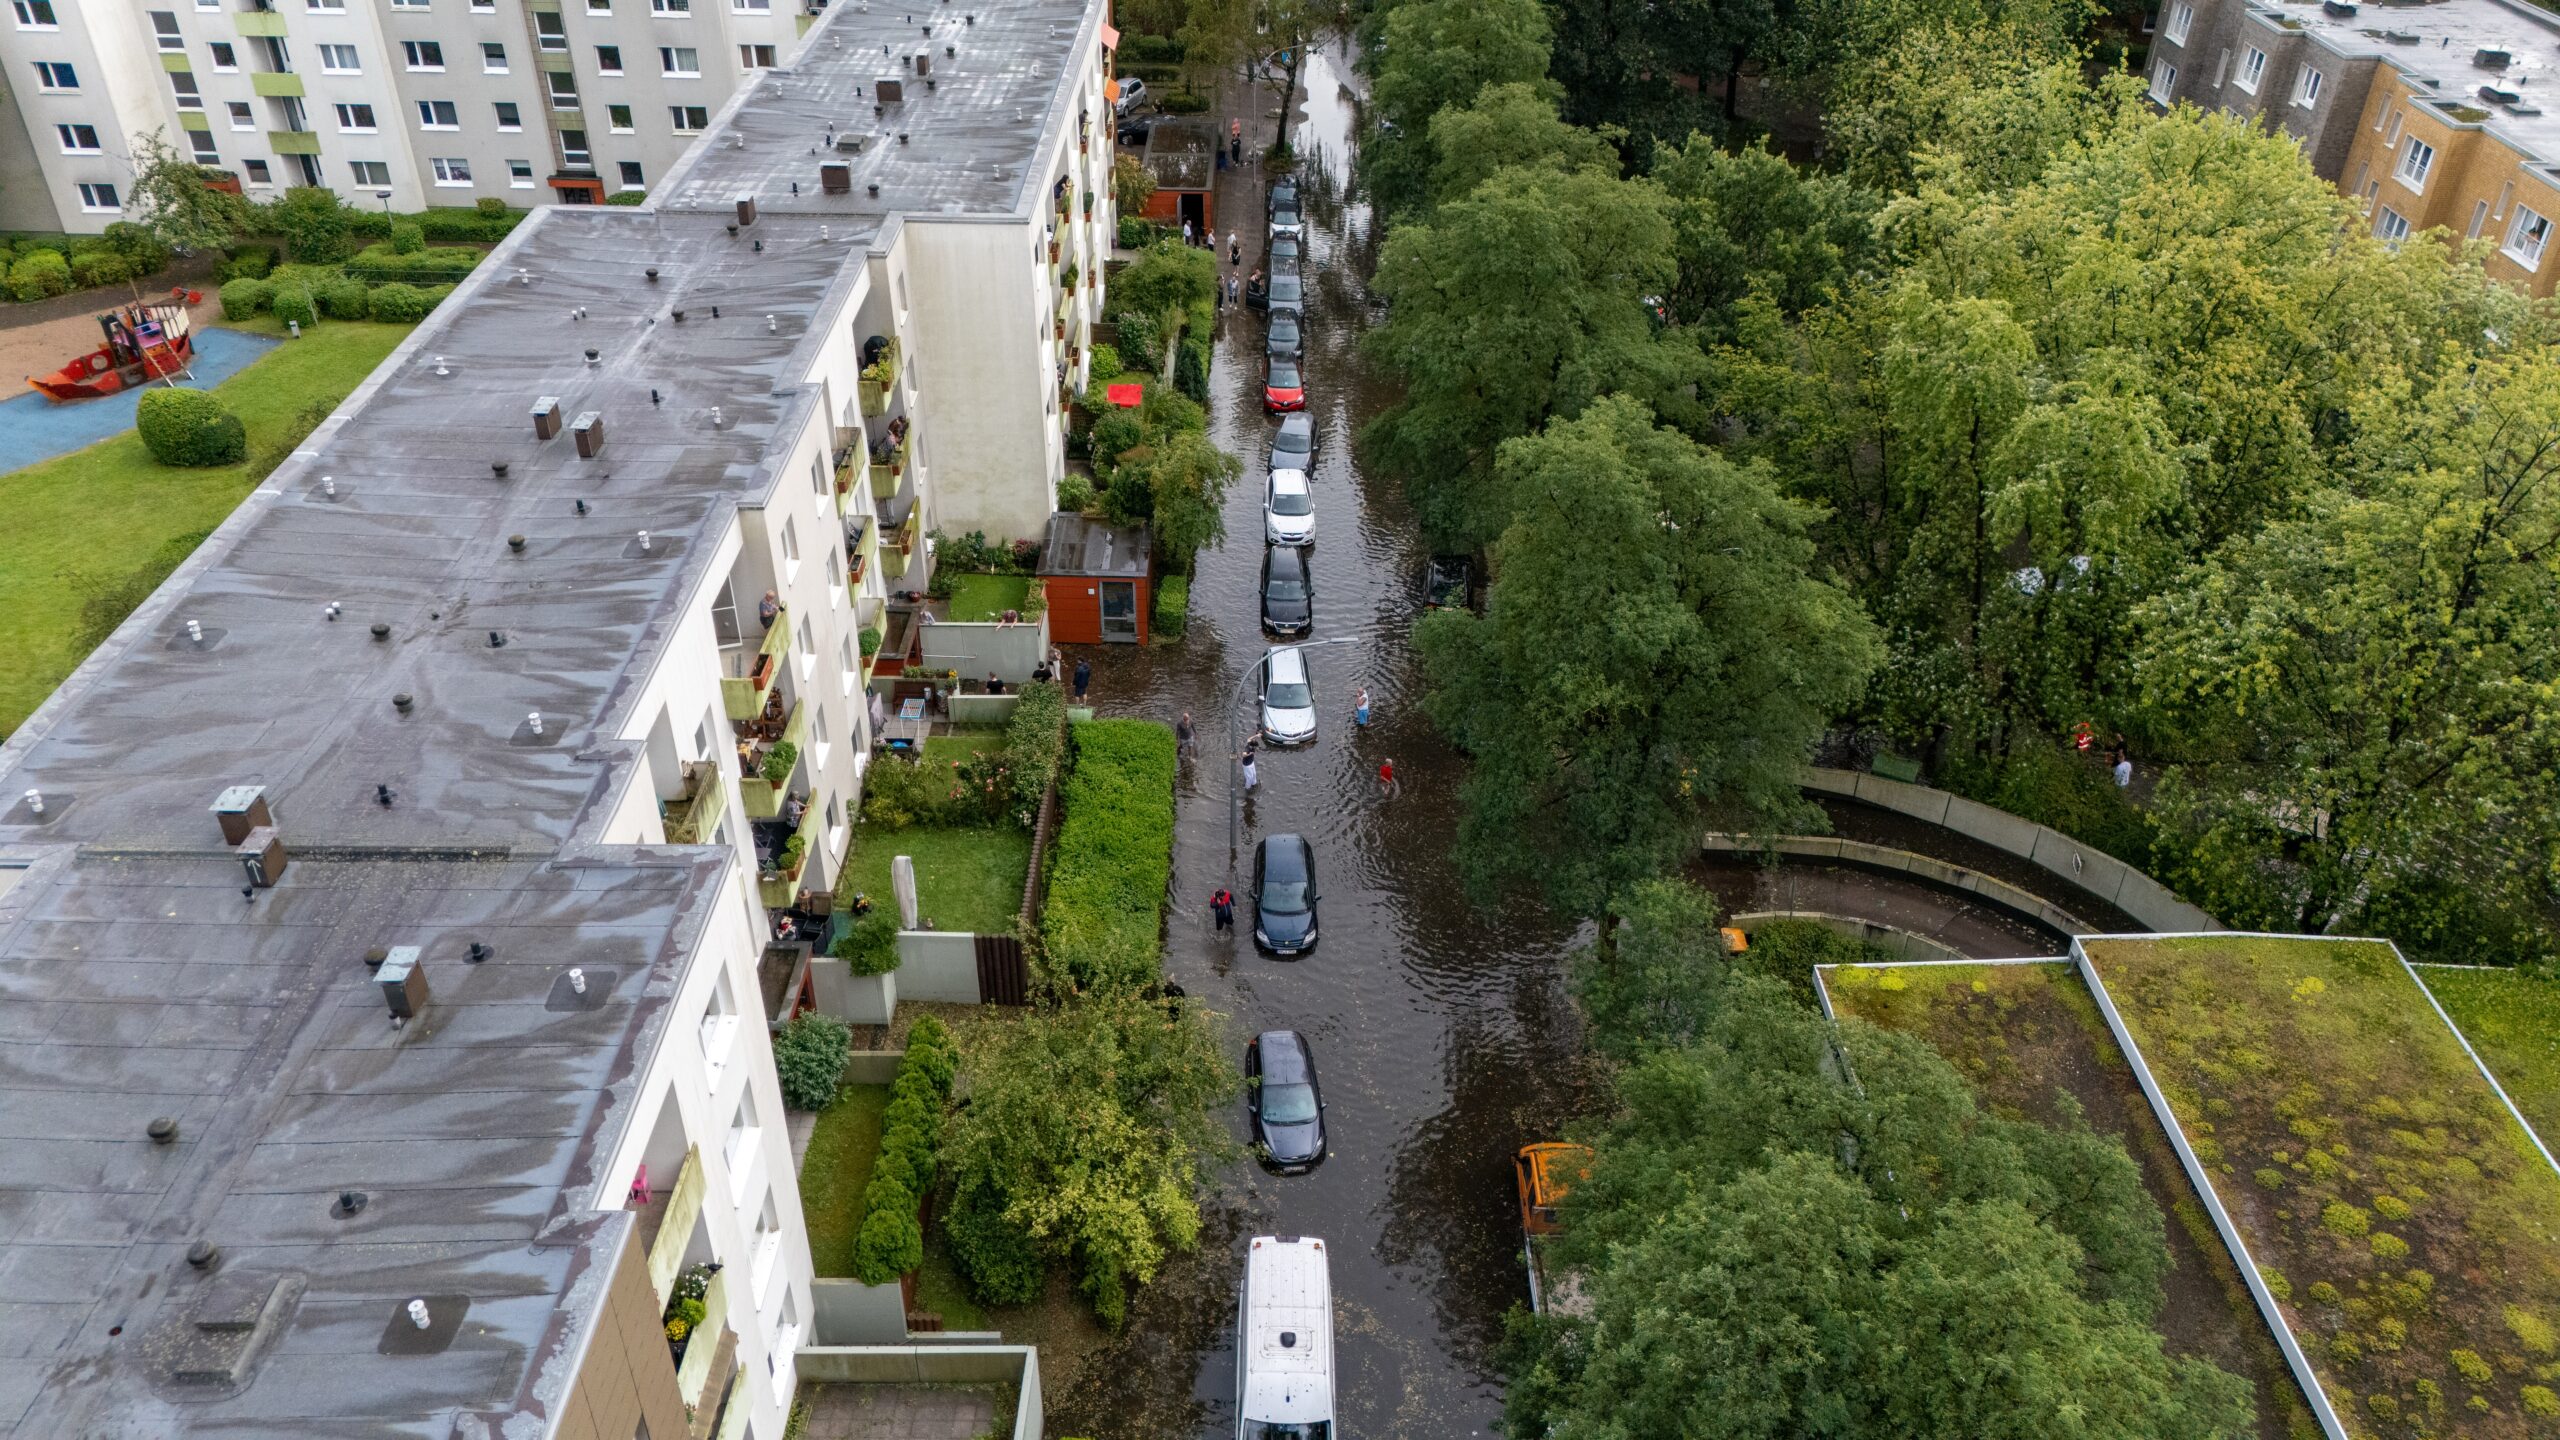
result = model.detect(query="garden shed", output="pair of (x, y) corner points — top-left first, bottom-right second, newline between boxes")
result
(1039, 512), (1150, 644)
(1139, 117), (1217, 240)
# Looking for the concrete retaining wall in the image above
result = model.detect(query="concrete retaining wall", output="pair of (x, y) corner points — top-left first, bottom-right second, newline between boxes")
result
(894, 929), (984, 1003)
(809, 1277), (909, 1346)
(809, 957), (894, 1025)
(1708, 833), (2093, 935)
(1732, 910), (1970, 964)
(796, 1345), (1042, 1440)
(842, 1049), (904, 1085)
(916, 613), (1049, 684)
(1804, 768), (2218, 932)
(947, 693), (1021, 726)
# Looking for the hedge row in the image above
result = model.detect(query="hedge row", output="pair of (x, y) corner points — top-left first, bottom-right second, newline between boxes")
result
(849, 1016), (959, 1284)
(5, 223), (170, 301)
(1153, 574), (1189, 640)
(220, 274), (454, 325)
(1005, 681), (1068, 825)
(1038, 720), (1177, 992)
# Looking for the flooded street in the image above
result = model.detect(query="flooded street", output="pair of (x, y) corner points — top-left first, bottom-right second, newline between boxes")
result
(1062, 41), (1595, 1440)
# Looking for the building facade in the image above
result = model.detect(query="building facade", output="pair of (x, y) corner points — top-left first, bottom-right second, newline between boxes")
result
(0, 0), (1112, 1433)
(0, 0), (816, 230)
(2149, 0), (2560, 296)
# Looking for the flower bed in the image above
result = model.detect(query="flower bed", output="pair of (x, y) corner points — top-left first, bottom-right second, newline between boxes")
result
(1038, 719), (1176, 992)
(2085, 936), (2560, 1437)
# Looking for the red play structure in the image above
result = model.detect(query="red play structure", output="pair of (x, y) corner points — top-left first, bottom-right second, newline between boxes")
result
(26, 293), (199, 401)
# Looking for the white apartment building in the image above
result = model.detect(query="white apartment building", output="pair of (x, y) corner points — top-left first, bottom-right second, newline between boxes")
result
(0, 0), (816, 229)
(0, 0), (1112, 1433)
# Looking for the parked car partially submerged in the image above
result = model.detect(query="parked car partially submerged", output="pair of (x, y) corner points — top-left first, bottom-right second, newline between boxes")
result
(1247, 1030), (1327, 1172)
(1425, 554), (1472, 610)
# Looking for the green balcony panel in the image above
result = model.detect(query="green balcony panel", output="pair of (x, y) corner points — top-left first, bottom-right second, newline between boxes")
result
(659, 762), (723, 845)
(857, 337), (900, 413)
(719, 605), (790, 722)
(234, 11), (288, 35)
(268, 130), (322, 155)
(178, 111), (212, 133)
(159, 52), (192, 73)
(738, 703), (809, 818)
(250, 71), (305, 98)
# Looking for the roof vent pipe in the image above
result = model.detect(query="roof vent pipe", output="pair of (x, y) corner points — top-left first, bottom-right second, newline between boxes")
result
(638, 530), (653, 551)
(407, 1299), (432, 1329)
(568, 967), (588, 994)
(527, 711), (545, 736)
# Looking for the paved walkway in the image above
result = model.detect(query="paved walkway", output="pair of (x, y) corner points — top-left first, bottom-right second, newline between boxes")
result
(797, 1383), (998, 1440)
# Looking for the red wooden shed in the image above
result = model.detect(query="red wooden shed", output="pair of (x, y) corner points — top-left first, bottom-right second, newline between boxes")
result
(1138, 117), (1216, 240)
(1040, 512), (1151, 644)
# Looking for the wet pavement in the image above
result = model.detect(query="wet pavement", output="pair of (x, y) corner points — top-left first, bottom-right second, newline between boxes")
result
(1063, 40), (1595, 1440)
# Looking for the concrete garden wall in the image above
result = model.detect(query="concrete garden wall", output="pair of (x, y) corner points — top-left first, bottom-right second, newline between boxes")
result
(916, 613), (1049, 684)
(796, 1345), (1043, 1440)
(894, 930), (984, 1003)
(809, 957), (894, 1025)
(809, 1278), (909, 1346)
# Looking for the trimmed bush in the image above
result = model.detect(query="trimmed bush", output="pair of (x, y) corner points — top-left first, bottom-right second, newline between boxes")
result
(1059, 471), (1097, 513)
(1005, 681), (1067, 822)
(136, 388), (247, 468)
(772, 1011), (854, 1110)
(475, 196), (509, 219)
(850, 1179), (923, 1282)
(8, 248), (73, 302)
(270, 284), (318, 329)
(367, 282), (433, 323)
(1174, 336), (1209, 402)
(319, 275), (371, 321)
(222, 245), (275, 280)
(417, 207), (522, 243)
(217, 277), (271, 320)
(1088, 342), (1123, 380)
(69, 251), (135, 289)
(269, 185), (353, 263)
(99, 221), (170, 276)
(389, 221), (425, 255)
(947, 1181), (1045, 1303)
(1154, 573), (1189, 639)
(606, 190), (647, 206)
(846, 1031), (958, 1284)
(1114, 309), (1162, 370)
(1039, 719), (1178, 992)
(831, 912), (901, 977)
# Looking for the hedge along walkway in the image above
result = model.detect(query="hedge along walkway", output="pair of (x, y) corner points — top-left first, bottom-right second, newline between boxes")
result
(2086, 936), (2560, 1438)
(0, 315), (416, 736)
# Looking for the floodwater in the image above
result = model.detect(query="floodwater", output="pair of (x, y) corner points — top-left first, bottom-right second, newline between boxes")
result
(1064, 40), (1597, 1440)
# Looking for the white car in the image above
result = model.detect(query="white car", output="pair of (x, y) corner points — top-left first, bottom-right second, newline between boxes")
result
(1259, 646), (1317, 747)
(1237, 1236), (1334, 1440)
(1264, 467), (1315, 546)
(1114, 77), (1149, 116)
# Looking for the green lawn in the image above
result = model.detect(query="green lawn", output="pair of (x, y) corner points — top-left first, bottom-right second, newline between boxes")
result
(2418, 965), (2560, 1149)
(914, 1229), (989, 1331)
(944, 573), (1031, 622)
(840, 823), (1031, 934)
(799, 1083), (890, 1277)
(0, 316), (417, 733)
(924, 731), (1005, 762)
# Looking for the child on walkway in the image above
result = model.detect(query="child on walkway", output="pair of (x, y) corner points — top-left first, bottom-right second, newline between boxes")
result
(1240, 742), (1261, 793)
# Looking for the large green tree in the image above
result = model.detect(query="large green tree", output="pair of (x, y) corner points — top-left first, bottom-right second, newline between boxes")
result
(129, 127), (249, 259)
(1650, 134), (1877, 342)
(1360, 0), (1554, 220)
(1416, 397), (1881, 919)
(1420, 82), (1621, 213)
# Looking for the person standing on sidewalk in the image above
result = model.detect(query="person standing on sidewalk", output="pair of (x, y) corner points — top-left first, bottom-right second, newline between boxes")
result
(1228, 230), (1241, 265)
(1176, 711), (1196, 760)
(1230, 117), (1243, 162)
(1240, 742), (1261, 793)
(1211, 886), (1235, 933)
(1072, 657), (1092, 703)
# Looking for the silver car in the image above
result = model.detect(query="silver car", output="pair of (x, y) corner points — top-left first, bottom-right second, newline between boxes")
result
(1259, 646), (1317, 746)
(1264, 467), (1315, 545)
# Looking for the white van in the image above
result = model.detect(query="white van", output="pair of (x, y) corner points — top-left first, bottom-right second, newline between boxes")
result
(1236, 1235), (1334, 1440)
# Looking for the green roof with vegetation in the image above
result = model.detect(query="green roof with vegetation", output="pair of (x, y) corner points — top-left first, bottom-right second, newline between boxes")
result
(2417, 967), (2560, 1152)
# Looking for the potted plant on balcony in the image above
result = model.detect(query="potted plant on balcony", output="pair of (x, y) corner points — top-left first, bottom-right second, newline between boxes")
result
(1062, 262), (1080, 291)
(1082, 190), (1095, 216)
(859, 626), (883, 657)
(760, 740), (799, 788)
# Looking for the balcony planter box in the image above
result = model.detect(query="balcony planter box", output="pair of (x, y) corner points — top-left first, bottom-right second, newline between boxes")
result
(1048, 240), (1061, 264)
(1054, 319), (1066, 341)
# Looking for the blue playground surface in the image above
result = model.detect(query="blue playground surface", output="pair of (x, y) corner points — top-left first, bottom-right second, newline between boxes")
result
(0, 325), (280, 474)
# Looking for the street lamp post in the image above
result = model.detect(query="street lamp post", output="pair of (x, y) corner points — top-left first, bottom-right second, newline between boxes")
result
(1226, 636), (1358, 880)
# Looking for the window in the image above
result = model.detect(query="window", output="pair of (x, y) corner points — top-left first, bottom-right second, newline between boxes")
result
(509, 158), (535, 187)
(170, 72), (202, 110)
(825, 791), (845, 854)
(2210, 48), (2229, 88)
(752, 1192), (784, 1291)
(194, 0), (215, 10)
(588, 0), (611, 9)
(76, 182), (120, 212)
(2375, 205), (2411, 247)
(208, 40), (236, 70)
(54, 122), (98, 153)
(388, 0), (427, 8)
(150, 11), (183, 50)
(188, 130), (219, 163)
(242, 157), (272, 184)
(811, 708), (831, 769)
(225, 101), (253, 130)
(335, 102), (376, 131)
(548, 71), (580, 106)
(654, 0), (690, 12)
(561, 127), (590, 164)
(769, 1296), (800, 1380)
(318, 42), (359, 72)
(2293, 66), (2323, 108)
(781, 516), (801, 574)
(481, 40), (507, 72)
(35, 61), (78, 90)
(796, 616), (815, 677)
(495, 101), (522, 130)
(619, 159), (644, 188)
(2163, 1), (2191, 41)
(12, 2), (59, 30)
(595, 43), (623, 72)
(349, 158), (391, 186)
(402, 40), (443, 70)
(2505, 205), (2551, 269)
(659, 46), (699, 76)
(307, 0), (346, 10)
(811, 456), (829, 500)
(430, 155), (472, 185)
(839, 634), (858, 693)
(2470, 199), (2491, 239)
(699, 969), (739, 1078)
(740, 43), (776, 67)
(2382, 108), (2404, 146)
(2236, 46), (2266, 93)
(669, 104), (709, 131)
(416, 99), (460, 129)
(2149, 59), (2176, 104)
(534, 10), (566, 48)
(736, 0), (770, 9)
(608, 102), (635, 132)
(2395, 136), (2435, 191)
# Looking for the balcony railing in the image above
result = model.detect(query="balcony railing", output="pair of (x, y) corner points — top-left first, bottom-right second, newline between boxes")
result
(719, 606), (790, 722)
(643, 1147), (705, 1306)
(757, 799), (827, 908)
(738, 701), (809, 818)
(676, 1267), (736, 1414)
(868, 429), (909, 484)
(858, 338), (901, 413)
(659, 761), (723, 844)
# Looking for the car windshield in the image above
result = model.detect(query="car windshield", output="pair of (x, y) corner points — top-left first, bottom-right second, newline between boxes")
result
(1271, 489), (1312, 516)
(1266, 575), (1306, 601)
(1261, 1081), (1318, 1123)
(1266, 679), (1311, 709)
(1271, 277), (1301, 301)
(1276, 438), (1309, 462)
(1273, 206), (1300, 225)
(1261, 876), (1311, 912)
(1272, 240), (1299, 263)
(1248, 1425), (1329, 1440)
(1269, 363), (1300, 387)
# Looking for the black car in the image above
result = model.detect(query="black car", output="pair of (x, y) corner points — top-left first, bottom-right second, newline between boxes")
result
(1426, 553), (1473, 609)
(1116, 115), (1157, 148)
(1268, 234), (1302, 276)
(1253, 833), (1319, 955)
(1261, 543), (1313, 637)
(1270, 412), (1315, 471)
(1266, 310), (1303, 360)
(1270, 178), (1300, 211)
(1266, 273), (1305, 320)
(1247, 1029), (1327, 1173)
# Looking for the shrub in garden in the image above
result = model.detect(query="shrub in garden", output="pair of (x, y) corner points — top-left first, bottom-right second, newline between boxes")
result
(1090, 410), (1146, 473)
(69, 251), (135, 289)
(419, 208), (521, 243)
(946, 1180), (1046, 1303)
(270, 284), (318, 329)
(320, 275), (371, 321)
(1058, 471), (1097, 513)
(1113, 309), (1161, 368)
(771, 1011), (853, 1110)
(217, 277), (270, 321)
(8, 248), (73, 302)
(389, 221), (425, 255)
(831, 912), (901, 977)
(99, 221), (170, 275)
(270, 185), (353, 263)
(1154, 575), (1189, 640)
(1088, 342), (1123, 379)
(606, 190), (648, 206)
(367, 282), (433, 323)
(137, 388), (246, 468)
(1175, 337), (1209, 402)
(223, 245), (275, 280)
(850, 1179), (924, 1282)
(846, 1030), (958, 1285)
(475, 196), (509, 218)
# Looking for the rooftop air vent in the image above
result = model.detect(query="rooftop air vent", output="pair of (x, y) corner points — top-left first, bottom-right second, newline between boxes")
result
(532, 396), (562, 440)
(211, 785), (272, 846)
(734, 193), (758, 227)
(572, 411), (605, 458)
(377, 946), (427, 1021)
(237, 825), (286, 888)
(2511, 101), (2545, 115)
(2384, 28), (2420, 43)
(877, 78), (905, 103)
(2483, 84), (2523, 104)
(2323, 0), (2355, 15)
(2477, 47), (2513, 68)
(915, 52), (931, 76)
(821, 160), (853, 193)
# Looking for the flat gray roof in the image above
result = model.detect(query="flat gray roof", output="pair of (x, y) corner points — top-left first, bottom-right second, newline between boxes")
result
(2253, 0), (2560, 164)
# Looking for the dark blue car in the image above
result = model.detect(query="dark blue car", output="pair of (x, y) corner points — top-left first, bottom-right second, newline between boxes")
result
(1253, 833), (1319, 956)
(1247, 1029), (1327, 1173)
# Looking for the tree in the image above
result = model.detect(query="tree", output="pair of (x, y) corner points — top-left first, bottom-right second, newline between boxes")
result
(1825, 28), (2143, 194)
(1420, 81), (1620, 212)
(1109, 237), (1216, 323)
(1544, 0), (1764, 166)
(1105, 428), (1238, 570)
(128, 128), (249, 262)
(1176, 0), (1324, 155)
(1110, 153), (1156, 223)
(940, 995), (1236, 1327)
(1650, 134), (1876, 339)
(1362, 165), (1682, 549)
(1416, 397), (1882, 919)
(269, 185), (354, 265)
(1570, 878), (1731, 1062)
(1361, 0), (1554, 220)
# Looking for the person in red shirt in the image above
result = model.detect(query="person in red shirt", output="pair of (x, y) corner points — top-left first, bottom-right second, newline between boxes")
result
(1377, 758), (1397, 800)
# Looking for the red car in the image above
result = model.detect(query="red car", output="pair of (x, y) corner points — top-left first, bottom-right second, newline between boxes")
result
(1264, 358), (1305, 413)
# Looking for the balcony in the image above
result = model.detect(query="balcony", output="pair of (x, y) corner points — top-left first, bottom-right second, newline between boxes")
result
(757, 798), (826, 908)
(845, 515), (872, 587)
(640, 1147), (706, 1307)
(720, 606), (790, 723)
(250, 71), (304, 97)
(866, 423), (909, 485)
(858, 338), (901, 413)
(660, 761), (723, 845)
(874, 493), (919, 579)
(676, 1267), (739, 1430)
(267, 129), (321, 155)
(737, 700), (809, 819)
(235, 10), (288, 35)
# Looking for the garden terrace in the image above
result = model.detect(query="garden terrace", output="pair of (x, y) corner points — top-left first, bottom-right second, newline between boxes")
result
(2082, 936), (2560, 1438)
(1822, 959), (2314, 1440)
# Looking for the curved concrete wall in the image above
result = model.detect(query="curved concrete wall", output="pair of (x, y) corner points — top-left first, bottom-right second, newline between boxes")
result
(1804, 768), (2220, 932)
(1708, 834), (2094, 936)
(1730, 910), (1970, 964)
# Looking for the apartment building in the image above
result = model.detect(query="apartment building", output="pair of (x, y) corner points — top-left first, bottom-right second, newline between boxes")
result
(0, 0), (813, 231)
(2149, 0), (2560, 296)
(0, 0), (1112, 1432)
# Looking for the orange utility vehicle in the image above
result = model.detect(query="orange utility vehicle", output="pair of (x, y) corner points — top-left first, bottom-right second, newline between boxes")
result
(1514, 1142), (1594, 1318)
